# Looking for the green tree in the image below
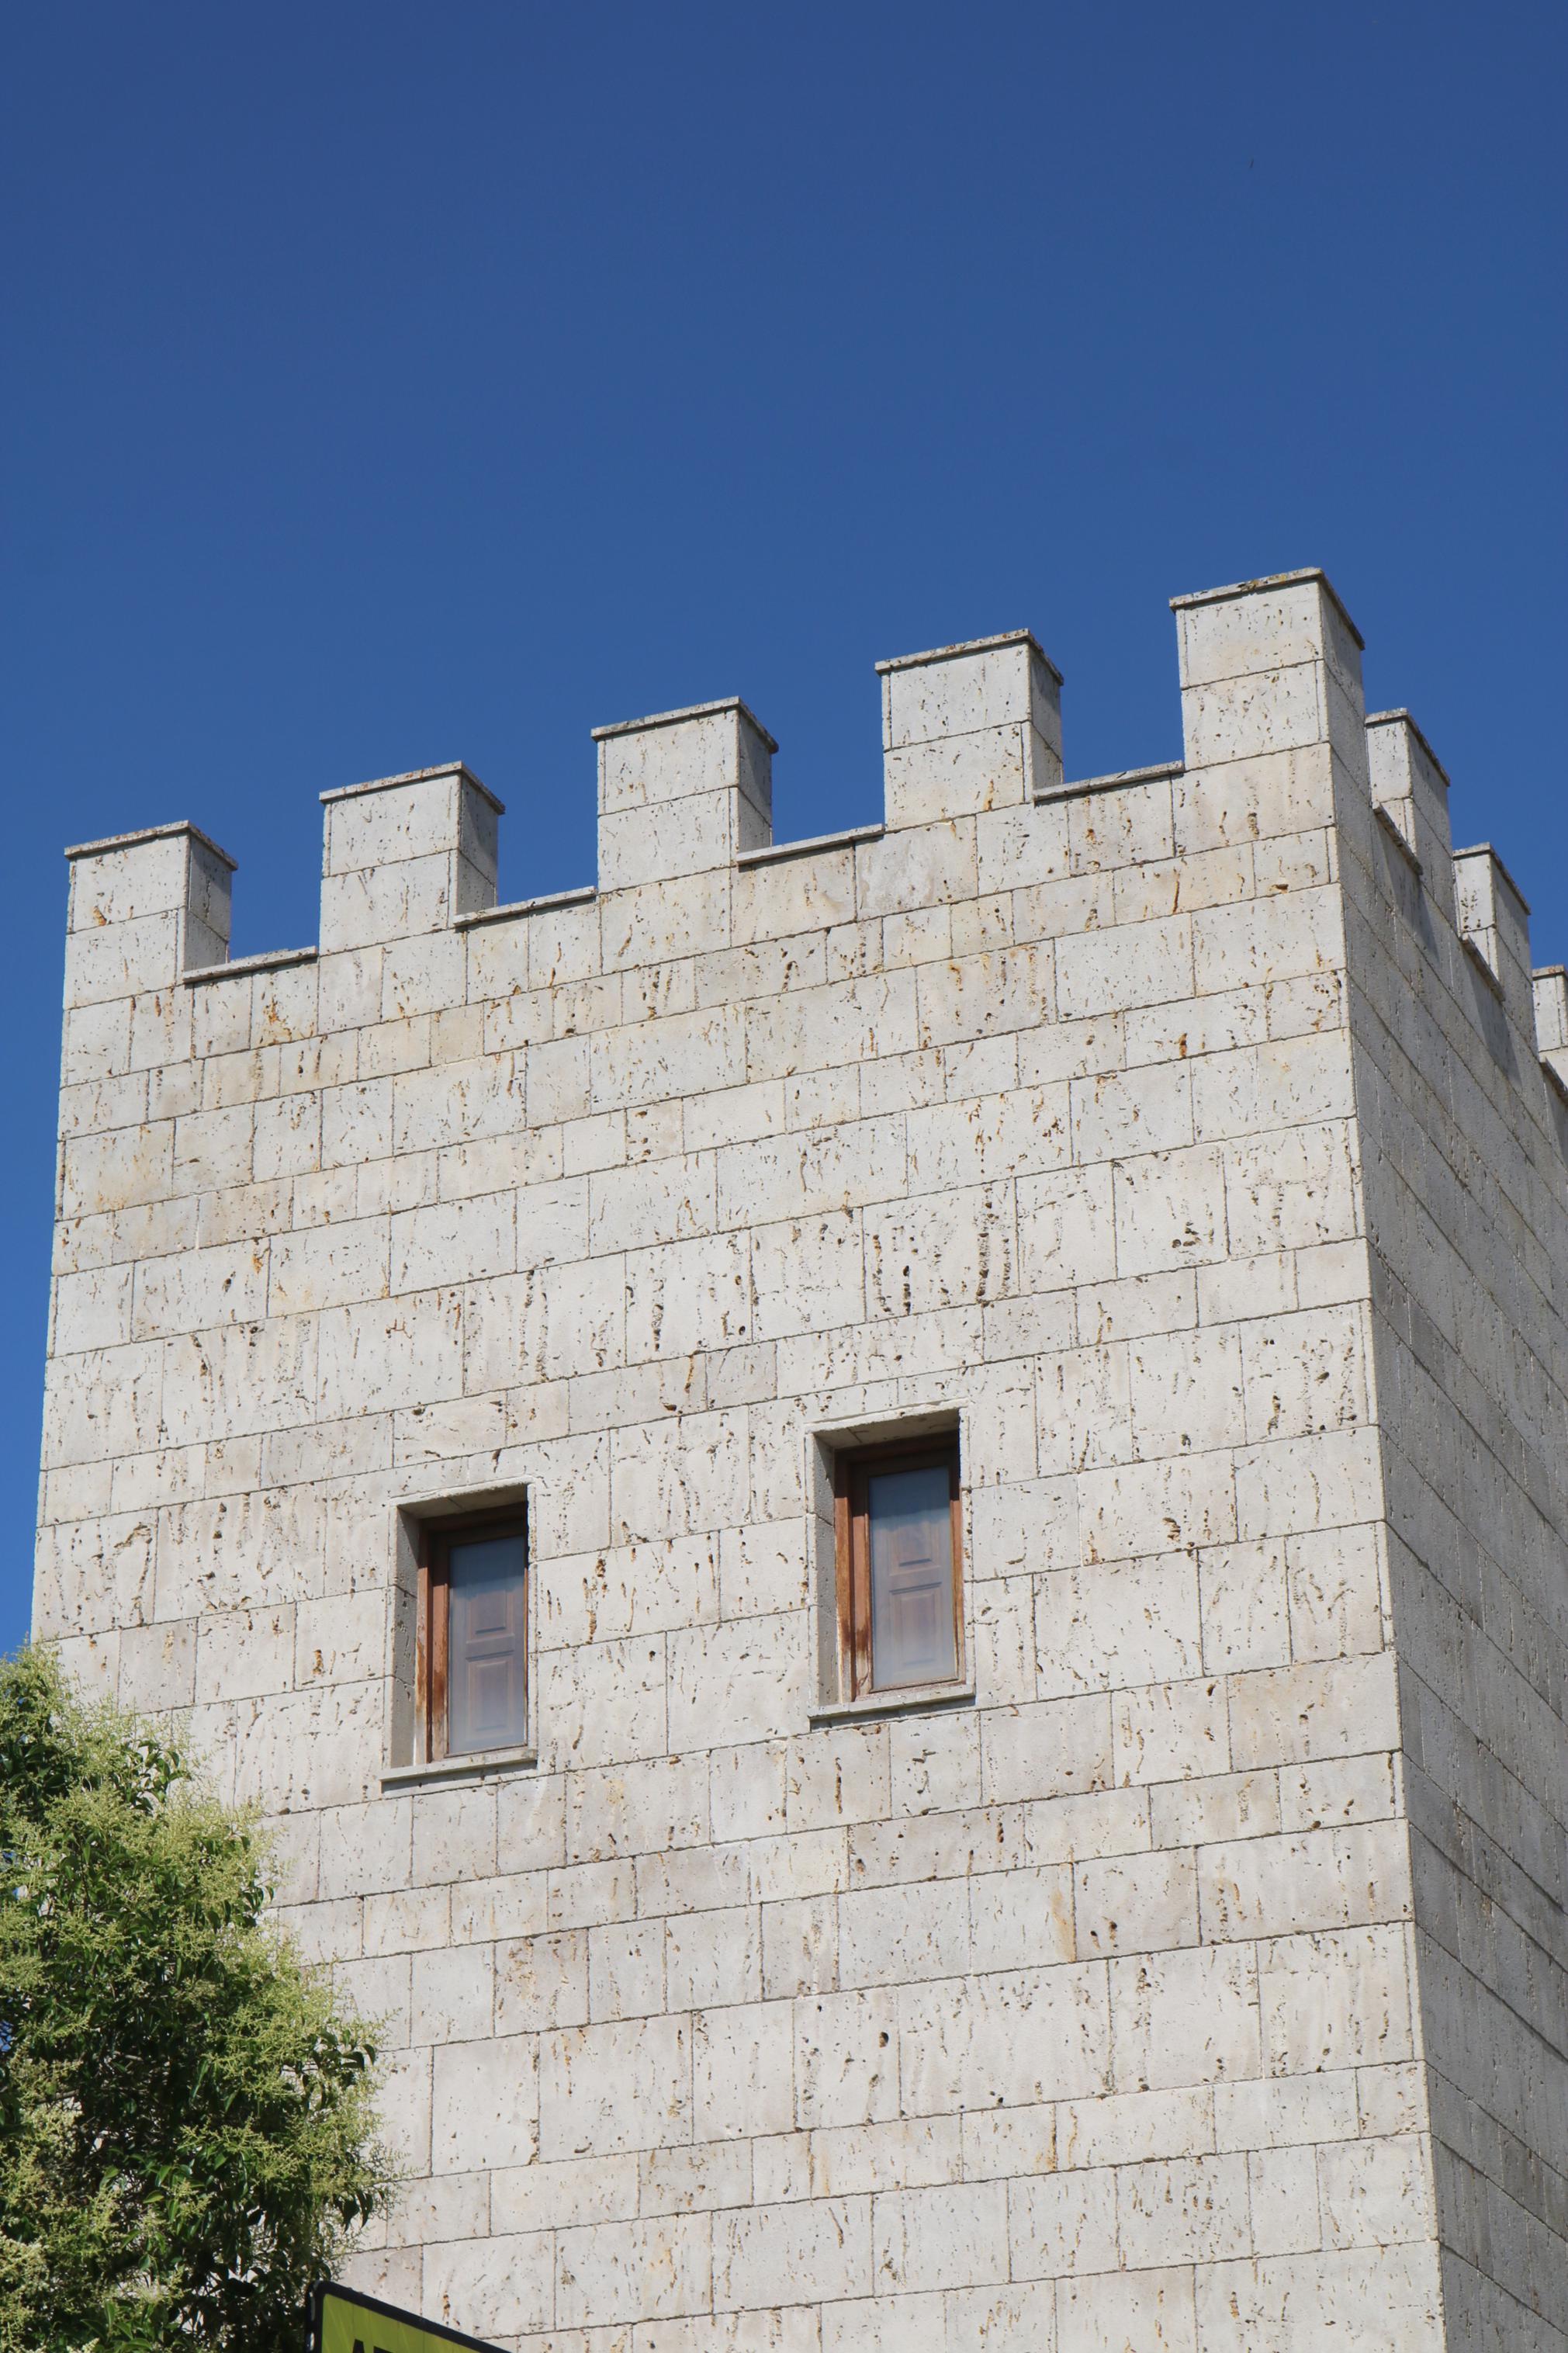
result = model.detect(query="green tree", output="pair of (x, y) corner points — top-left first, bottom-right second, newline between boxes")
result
(0, 1646), (394, 2351)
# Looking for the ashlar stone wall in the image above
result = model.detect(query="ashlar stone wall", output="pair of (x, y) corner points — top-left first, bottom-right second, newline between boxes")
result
(36, 570), (1568, 2350)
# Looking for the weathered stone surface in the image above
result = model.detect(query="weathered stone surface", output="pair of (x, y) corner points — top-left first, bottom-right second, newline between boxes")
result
(38, 574), (1567, 2348)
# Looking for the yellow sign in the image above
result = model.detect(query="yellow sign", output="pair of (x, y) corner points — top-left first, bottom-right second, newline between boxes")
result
(308, 2283), (504, 2353)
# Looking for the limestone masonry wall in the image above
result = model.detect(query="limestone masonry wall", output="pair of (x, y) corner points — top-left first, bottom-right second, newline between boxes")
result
(36, 573), (1568, 2350)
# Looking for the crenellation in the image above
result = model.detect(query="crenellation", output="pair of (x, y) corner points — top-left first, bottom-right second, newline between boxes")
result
(591, 700), (774, 991)
(1367, 709), (1455, 921)
(36, 570), (1568, 2349)
(1535, 969), (1568, 1132)
(1453, 840), (1535, 1024)
(1534, 964), (1568, 1054)
(1172, 569), (1367, 792)
(64, 821), (234, 1019)
(320, 762), (501, 954)
(877, 629), (1063, 825)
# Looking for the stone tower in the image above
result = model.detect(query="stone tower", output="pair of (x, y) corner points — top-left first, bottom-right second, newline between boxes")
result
(36, 572), (1568, 2349)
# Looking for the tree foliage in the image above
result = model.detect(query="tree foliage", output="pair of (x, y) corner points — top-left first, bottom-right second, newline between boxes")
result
(0, 1647), (393, 2351)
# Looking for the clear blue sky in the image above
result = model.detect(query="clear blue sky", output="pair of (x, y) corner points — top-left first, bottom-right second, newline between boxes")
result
(4, 3), (1564, 1651)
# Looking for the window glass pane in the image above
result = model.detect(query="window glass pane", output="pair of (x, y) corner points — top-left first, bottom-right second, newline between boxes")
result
(867, 1464), (957, 1689)
(446, 1531), (527, 1755)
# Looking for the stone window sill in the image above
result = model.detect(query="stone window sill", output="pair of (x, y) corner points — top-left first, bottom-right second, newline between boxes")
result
(809, 1682), (975, 1728)
(381, 1745), (536, 1791)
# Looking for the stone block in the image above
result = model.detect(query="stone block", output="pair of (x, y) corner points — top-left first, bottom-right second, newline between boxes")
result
(539, 2013), (691, 2159)
(410, 1943), (493, 2043)
(1043, 1540), (1194, 1681)
(449, 1872), (548, 1946)
(1007, 2170), (1118, 2278)
(1227, 1654), (1399, 1769)
(1198, 1540), (1291, 1674)
(193, 1603), (294, 1703)
(588, 1917), (664, 2020)
(855, 819), (978, 917)
(1075, 1849), (1197, 1957)
(1193, 2245), (1445, 2351)
(965, 1863), (1074, 1972)
(1016, 1164), (1119, 1291)
(116, 1614), (196, 1710)
(1056, 2084), (1213, 2172)
(431, 2034), (538, 2174)
(495, 1929), (588, 2034)
(716, 2195), (873, 2310)
(1117, 2150), (1252, 2265)
(693, 1999), (795, 2140)
(410, 1783), (497, 1887)
(1224, 1119), (1359, 1255)
(838, 1879), (968, 1989)
(556, 2209), (712, 2326)
(61, 1125), (175, 1221)
(981, 1697), (1113, 1804)
(1110, 1944), (1260, 2092)
(667, 1616), (801, 1751)
(1111, 1145), (1228, 1278)
(900, 1963), (1111, 2110)
(1078, 1452), (1237, 1564)
(668, 1907), (763, 2014)
(1258, 1926), (1415, 2076)
(794, 1989), (901, 2129)
(873, 2178), (1009, 2292)
(421, 2228), (554, 2341)
(1057, 2266), (1197, 2351)
(547, 1855), (634, 1933)
(1056, 914), (1193, 1024)
(1318, 2133), (1435, 2249)
(1113, 1674), (1230, 1785)
(1200, 1821), (1412, 1942)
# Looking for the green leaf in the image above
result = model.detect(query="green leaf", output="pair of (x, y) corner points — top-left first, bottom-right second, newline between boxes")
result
(0, 1647), (397, 2353)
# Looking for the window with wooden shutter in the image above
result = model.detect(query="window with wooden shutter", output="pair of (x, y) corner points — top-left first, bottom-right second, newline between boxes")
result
(835, 1437), (963, 1699)
(420, 1506), (528, 1760)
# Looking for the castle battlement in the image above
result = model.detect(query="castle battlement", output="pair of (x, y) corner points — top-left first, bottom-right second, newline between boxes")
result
(58, 573), (1566, 1139)
(40, 569), (1568, 2350)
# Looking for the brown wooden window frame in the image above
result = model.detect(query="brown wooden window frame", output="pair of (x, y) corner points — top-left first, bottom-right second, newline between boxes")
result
(832, 1435), (964, 1702)
(417, 1502), (530, 1763)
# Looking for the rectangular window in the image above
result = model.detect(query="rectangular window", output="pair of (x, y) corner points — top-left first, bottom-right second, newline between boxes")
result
(835, 1437), (963, 1700)
(421, 1506), (528, 1760)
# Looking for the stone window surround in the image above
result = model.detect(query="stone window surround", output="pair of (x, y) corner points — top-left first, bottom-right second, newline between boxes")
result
(831, 1430), (965, 1704)
(382, 1479), (537, 1790)
(807, 1406), (975, 1727)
